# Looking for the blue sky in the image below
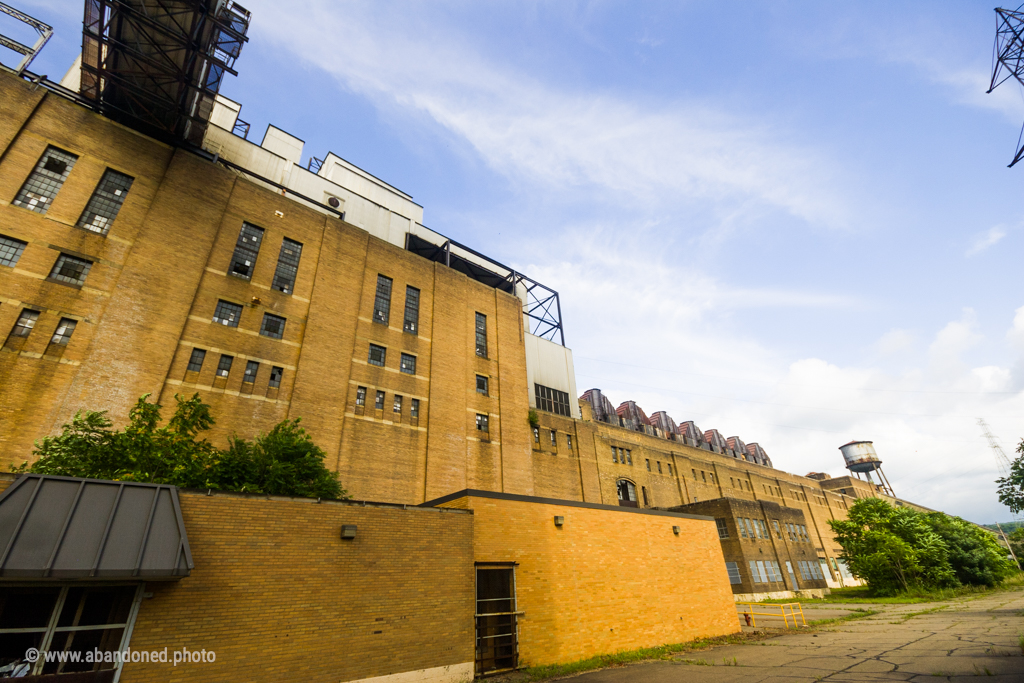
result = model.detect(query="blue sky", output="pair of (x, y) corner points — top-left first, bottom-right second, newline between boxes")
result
(10, 0), (1024, 523)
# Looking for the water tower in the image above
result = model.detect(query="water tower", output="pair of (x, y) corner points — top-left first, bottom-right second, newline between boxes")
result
(838, 441), (895, 497)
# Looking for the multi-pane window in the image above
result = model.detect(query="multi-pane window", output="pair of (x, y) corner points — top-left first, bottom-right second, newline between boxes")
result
(400, 353), (416, 375)
(49, 318), (77, 345)
(657, 462), (663, 474)
(260, 313), (286, 339)
(77, 169), (134, 234)
(403, 286), (419, 333)
(13, 146), (78, 213)
(0, 235), (27, 268)
(738, 518), (748, 538)
(475, 312), (487, 357)
(243, 360), (259, 384)
(667, 463), (672, 475)
(375, 390), (385, 410)
(368, 344), (386, 367)
(800, 524), (809, 542)
(271, 238), (302, 294)
(393, 395), (403, 414)
(216, 355), (233, 378)
(411, 398), (420, 418)
(356, 386), (366, 406)
(534, 384), (571, 416)
(212, 300), (243, 327)
(229, 223), (264, 280)
(725, 562), (742, 585)
(744, 518), (756, 539)
(566, 434), (572, 450)
(533, 427), (540, 443)
(187, 348), (206, 372)
(715, 518), (729, 539)
(772, 520), (782, 539)
(611, 447), (618, 463)
(476, 374), (488, 395)
(373, 274), (392, 324)
(625, 449), (632, 465)
(476, 414), (489, 432)
(268, 366), (283, 389)
(549, 430), (557, 447)
(6, 309), (39, 344)
(646, 459), (651, 471)
(48, 254), (92, 286)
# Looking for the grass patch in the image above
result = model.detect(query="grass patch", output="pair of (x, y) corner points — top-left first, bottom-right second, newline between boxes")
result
(807, 608), (880, 627)
(517, 632), (766, 681)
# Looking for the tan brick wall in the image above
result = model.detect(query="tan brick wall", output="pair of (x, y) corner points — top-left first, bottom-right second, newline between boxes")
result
(123, 491), (475, 682)
(440, 494), (739, 667)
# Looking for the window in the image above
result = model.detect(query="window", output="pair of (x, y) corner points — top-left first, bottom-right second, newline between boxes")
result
(625, 449), (632, 465)
(0, 584), (139, 678)
(394, 395), (403, 414)
(0, 235), (27, 268)
(642, 486), (650, 506)
(260, 313), (286, 339)
(616, 479), (638, 507)
(403, 286), (419, 333)
(476, 374), (489, 395)
(411, 398), (420, 418)
(692, 468), (697, 479)
(715, 518), (729, 539)
(475, 312), (487, 357)
(243, 360), (259, 384)
(700, 471), (706, 483)
(368, 344), (386, 367)
(216, 355), (233, 378)
(756, 561), (770, 583)
(667, 463), (672, 475)
(476, 413), (489, 432)
(566, 434), (572, 450)
(229, 222), (264, 280)
(709, 473), (714, 484)
(647, 459), (652, 471)
(549, 430), (557, 447)
(271, 238), (302, 294)
(743, 518), (755, 538)
(268, 366), (283, 389)
(657, 462), (663, 474)
(13, 146), (78, 213)
(800, 524), (809, 542)
(534, 384), (571, 416)
(4, 309), (38, 349)
(49, 253), (92, 286)
(356, 386), (366, 406)
(373, 274), (392, 324)
(77, 169), (134, 234)
(612, 447), (618, 463)
(375, 390), (385, 410)
(400, 353), (416, 375)
(49, 318), (76, 345)
(738, 519), (748, 538)
(725, 562), (742, 585)
(212, 300), (243, 327)
(533, 427), (539, 443)
(187, 348), (206, 372)
(748, 561), (763, 584)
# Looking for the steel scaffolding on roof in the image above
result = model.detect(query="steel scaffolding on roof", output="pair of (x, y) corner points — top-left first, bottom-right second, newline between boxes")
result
(79, 0), (250, 146)
(0, 2), (53, 75)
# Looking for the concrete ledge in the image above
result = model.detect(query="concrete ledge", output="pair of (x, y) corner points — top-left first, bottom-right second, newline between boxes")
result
(733, 588), (829, 602)
(344, 662), (474, 683)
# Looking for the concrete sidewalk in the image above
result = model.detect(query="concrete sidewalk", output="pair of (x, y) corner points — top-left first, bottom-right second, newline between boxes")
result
(565, 587), (1024, 682)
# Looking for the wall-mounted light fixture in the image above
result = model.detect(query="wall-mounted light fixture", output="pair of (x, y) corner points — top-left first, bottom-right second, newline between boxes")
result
(553, 516), (564, 527)
(672, 526), (680, 535)
(340, 524), (357, 540)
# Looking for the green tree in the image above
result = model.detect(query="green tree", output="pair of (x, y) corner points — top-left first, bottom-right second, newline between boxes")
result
(922, 513), (1015, 587)
(1007, 528), (1024, 568)
(17, 394), (344, 500)
(997, 440), (1024, 514)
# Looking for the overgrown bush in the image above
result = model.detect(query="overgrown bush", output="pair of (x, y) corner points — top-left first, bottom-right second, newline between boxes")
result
(15, 393), (345, 500)
(829, 498), (1014, 596)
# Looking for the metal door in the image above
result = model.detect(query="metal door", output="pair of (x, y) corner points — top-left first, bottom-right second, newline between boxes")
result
(475, 566), (519, 675)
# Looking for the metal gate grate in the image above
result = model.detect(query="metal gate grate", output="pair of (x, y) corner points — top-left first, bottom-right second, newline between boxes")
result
(475, 565), (519, 676)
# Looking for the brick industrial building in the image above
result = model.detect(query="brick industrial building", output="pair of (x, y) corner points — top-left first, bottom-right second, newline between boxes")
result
(0, 3), (934, 681)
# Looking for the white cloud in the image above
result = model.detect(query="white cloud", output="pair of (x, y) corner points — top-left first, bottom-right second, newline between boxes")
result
(245, 0), (852, 229)
(874, 329), (915, 356)
(966, 225), (1008, 257)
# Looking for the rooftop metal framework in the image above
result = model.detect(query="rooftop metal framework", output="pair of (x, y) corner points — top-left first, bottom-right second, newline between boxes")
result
(989, 5), (1024, 166)
(0, 2), (52, 75)
(406, 234), (565, 346)
(80, 0), (250, 146)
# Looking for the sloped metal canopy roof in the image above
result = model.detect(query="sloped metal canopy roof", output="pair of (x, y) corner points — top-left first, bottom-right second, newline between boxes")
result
(0, 474), (193, 580)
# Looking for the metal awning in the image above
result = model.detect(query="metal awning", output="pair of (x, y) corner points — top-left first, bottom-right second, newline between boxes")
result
(0, 474), (193, 580)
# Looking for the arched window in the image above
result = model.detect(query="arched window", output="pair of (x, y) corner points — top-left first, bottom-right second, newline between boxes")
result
(616, 479), (638, 508)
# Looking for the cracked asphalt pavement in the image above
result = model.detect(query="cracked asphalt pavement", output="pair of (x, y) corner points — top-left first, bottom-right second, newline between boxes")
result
(565, 587), (1024, 682)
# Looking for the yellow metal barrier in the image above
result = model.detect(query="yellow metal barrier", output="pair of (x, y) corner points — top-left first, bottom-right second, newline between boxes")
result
(736, 602), (806, 628)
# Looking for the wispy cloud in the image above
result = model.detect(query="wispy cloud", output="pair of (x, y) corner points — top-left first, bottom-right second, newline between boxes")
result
(966, 225), (1008, 257)
(246, 0), (851, 230)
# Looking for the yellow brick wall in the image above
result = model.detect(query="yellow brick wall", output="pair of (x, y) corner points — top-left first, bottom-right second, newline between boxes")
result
(440, 494), (739, 667)
(122, 491), (475, 682)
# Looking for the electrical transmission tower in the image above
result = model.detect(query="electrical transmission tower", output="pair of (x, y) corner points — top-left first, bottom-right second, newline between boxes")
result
(988, 5), (1024, 166)
(978, 418), (1020, 565)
